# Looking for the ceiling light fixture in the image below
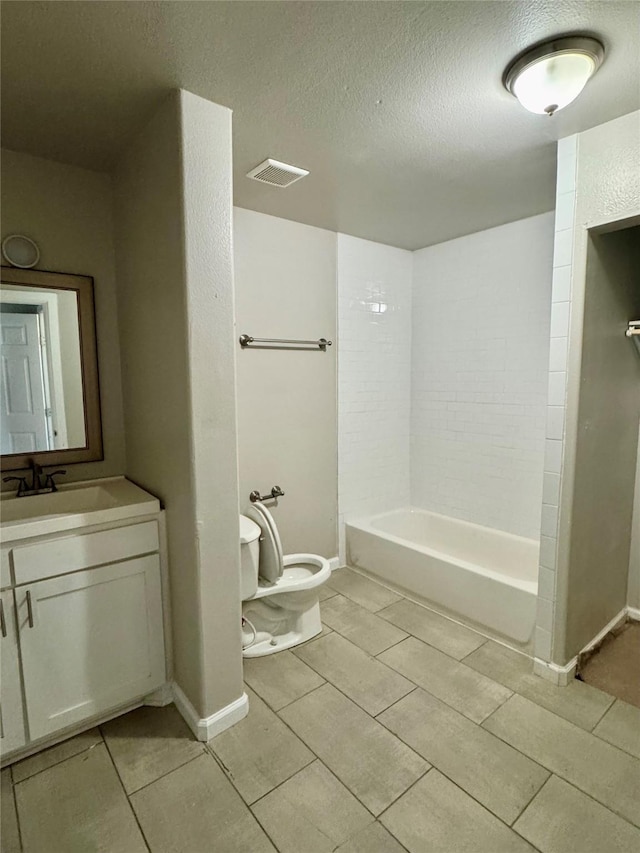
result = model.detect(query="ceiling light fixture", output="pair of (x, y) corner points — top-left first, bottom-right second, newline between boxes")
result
(504, 35), (604, 116)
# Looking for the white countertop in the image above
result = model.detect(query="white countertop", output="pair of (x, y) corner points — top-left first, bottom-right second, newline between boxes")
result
(0, 477), (161, 542)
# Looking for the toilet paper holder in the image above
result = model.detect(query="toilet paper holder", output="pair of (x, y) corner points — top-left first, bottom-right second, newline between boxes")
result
(250, 485), (285, 503)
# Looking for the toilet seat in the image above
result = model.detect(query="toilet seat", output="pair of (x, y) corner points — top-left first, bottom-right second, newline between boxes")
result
(244, 502), (283, 584)
(248, 553), (331, 600)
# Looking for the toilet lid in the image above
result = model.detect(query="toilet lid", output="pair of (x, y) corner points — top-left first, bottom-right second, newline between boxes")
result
(244, 503), (284, 584)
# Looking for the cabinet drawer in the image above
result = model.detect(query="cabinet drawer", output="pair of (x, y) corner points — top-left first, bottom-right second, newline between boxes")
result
(11, 521), (159, 585)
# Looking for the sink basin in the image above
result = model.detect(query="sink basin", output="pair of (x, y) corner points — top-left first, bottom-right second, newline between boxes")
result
(0, 477), (160, 541)
(0, 486), (119, 523)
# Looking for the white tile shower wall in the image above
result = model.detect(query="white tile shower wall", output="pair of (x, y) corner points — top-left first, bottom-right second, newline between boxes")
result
(533, 138), (576, 663)
(337, 234), (413, 560)
(411, 214), (554, 540)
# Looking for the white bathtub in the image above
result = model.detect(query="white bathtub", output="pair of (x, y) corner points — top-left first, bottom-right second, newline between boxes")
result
(346, 508), (539, 647)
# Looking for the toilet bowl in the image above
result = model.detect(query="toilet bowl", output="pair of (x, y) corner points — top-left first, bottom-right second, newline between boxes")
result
(240, 503), (331, 657)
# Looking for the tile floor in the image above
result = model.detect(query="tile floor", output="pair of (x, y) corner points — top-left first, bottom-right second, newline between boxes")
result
(2, 567), (640, 853)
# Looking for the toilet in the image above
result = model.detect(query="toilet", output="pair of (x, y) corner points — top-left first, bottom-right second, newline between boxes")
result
(240, 502), (331, 657)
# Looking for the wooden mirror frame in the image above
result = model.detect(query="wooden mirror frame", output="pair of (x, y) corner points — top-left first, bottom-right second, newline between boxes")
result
(1, 267), (103, 471)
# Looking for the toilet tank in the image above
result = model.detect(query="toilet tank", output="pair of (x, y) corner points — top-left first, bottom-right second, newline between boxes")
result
(240, 515), (261, 600)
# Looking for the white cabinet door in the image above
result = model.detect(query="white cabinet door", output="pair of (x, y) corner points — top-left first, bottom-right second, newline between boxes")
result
(17, 555), (165, 740)
(0, 590), (27, 755)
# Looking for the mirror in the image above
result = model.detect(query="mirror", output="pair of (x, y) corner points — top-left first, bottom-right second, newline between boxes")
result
(0, 267), (103, 470)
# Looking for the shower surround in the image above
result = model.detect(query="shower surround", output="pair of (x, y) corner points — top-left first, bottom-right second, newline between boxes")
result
(338, 214), (554, 647)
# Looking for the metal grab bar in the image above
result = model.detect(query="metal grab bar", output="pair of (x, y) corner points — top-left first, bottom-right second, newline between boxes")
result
(239, 334), (332, 351)
(250, 486), (285, 503)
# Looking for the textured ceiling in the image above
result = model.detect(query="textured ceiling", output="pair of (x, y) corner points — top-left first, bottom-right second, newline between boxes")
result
(1, 1), (639, 249)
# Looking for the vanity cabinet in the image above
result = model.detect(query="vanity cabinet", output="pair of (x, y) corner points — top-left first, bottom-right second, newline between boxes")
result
(0, 589), (27, 754)
(16, 555), (165, 740)
(0, 480), (168, 765)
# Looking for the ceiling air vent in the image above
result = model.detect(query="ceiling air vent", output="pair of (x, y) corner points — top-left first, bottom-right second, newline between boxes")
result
(246, 158), (309, 188)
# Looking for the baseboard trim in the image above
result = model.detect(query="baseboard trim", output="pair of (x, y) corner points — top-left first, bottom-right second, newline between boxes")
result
(533, 656), (577, 686)
(627, 606), (640, 622)
(328, 557), (341, 572)
(172, 683), (249, 742)
(144, 683), (174, 707)
(534, 606), (630, 686)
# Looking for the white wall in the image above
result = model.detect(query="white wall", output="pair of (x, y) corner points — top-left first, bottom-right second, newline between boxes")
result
(1, 148), (125, 481)
(234, 208), (338, 558)
(114, 91), (242, 722)
(337, 234), (412, 559)
(536, 110), (640, 667)
(411, 214), (554, 539)
(629, 425), (640, 611)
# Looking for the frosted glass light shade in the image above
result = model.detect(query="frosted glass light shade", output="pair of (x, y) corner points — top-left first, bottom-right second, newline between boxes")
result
(504, 37), (604, 116)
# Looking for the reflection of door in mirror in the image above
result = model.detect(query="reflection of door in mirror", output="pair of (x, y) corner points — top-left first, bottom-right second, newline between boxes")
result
(0, 308), (51, 452)
(0, 284), (86, 454)
(1, 267), (102, 470)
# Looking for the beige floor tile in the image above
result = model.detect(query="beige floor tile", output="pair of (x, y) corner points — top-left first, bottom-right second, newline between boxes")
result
(251, 760), (372, 853)
(295, 632), (415, 715)
(244, 650), (324, 710)
(379, 637), (511, 723)
(101, 703), (205, 793)
(379, 598), (485, 660)
(321, 594), (408, 655)
(318, 584), (337, 602)
(327, 568), (401, 612)
(378, 688), (549, 824)
(335, 821), (406, 853)
(483, 694), (640, 828)
(1, 769), (21, 853)
(12, 728), (102, 784)
(209, 687), (314, 804)
(280, 683), (428, 815)
(131, 753), (275, 853)
(380, 769), (534, 853)
(465, 640), (614, 730)
(15, 743), (146, 853)
(514, 775), (640, 853)
(593, 698), (640, 759)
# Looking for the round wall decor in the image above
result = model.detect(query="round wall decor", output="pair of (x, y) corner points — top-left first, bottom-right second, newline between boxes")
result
(2, 234), (40, 269)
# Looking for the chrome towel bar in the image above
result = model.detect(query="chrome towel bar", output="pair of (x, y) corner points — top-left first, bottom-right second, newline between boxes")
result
(239, 334), (332, 351)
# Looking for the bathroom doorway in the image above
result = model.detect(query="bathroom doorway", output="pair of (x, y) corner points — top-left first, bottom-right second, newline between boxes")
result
(568, 223), (640, 706)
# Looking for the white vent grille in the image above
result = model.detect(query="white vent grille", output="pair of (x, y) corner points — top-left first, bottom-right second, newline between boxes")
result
(246, 158), (309, 188)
